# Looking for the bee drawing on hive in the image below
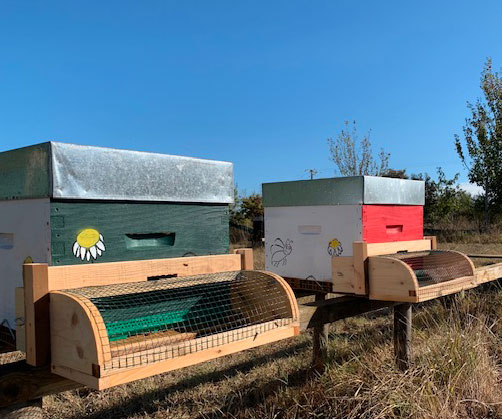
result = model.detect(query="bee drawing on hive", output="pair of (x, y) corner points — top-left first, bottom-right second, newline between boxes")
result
(327, 238), (343, 257)
(270, 238), (293, 267)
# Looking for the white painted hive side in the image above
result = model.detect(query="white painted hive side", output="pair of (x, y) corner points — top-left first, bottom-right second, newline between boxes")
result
(0, 199), (51, 328)
(264, 205), (363, 282)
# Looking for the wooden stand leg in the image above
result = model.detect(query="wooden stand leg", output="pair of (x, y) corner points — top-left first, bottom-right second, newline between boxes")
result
(311, 293), (329, 373)
(394, 303), (412, 371)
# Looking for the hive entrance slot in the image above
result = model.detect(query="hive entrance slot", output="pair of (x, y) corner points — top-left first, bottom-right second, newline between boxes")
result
(125, 232), (176, 249)
(386, 224), (403, 234)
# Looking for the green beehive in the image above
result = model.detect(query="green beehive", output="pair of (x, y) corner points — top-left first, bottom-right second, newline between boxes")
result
(0, 142), (234, 332)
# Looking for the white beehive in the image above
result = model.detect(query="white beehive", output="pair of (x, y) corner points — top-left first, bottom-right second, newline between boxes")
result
(263, 176), (425, 291)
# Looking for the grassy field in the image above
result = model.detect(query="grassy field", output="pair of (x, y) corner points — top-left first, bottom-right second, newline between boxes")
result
(4, 242), (502, 418)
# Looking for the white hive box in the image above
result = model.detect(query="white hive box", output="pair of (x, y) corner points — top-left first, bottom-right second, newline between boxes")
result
(262, 176), (425, 291)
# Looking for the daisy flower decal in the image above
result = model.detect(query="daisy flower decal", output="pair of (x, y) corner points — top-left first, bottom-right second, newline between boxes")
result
(327, 238), (343, 257)
(72, 228), (105, 261)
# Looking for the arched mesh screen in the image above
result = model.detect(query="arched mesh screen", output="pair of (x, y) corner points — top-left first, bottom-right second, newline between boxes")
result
(63, 270), (296, 370)
(387, 250), (473, 287)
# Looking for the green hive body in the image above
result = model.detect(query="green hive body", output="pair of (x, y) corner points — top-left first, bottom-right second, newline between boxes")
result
(0, 142), (234, 335)
(50, 201), (229, 266)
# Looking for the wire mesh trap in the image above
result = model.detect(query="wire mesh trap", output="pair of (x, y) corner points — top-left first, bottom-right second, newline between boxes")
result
(386, 250), (474, 287)
(49, 270), (299, 389)
(367, 249), (476, 302)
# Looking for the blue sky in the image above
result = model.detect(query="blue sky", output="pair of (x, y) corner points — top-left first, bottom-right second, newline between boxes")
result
(0, 1), (500, 195)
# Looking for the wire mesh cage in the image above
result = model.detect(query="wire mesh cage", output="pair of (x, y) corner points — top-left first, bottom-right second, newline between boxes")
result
(49, 270), (299, 389)
(386, 250), (474, 287)
(367, 249), (476, 302)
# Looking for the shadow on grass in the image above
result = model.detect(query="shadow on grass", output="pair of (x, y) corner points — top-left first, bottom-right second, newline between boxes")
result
(77, 339), (312, 419)
(74, 320), (397, 419)
(198, 324), (394, 418)
(199, 365), (313, 419)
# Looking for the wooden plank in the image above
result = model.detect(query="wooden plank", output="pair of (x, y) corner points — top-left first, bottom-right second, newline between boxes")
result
(468, 254), (502, 259)
(362, 205), (423, 243)
(424, 235), (437, 250)
(417, 275), (479, 302)
(50, 292), (110, 376)
(365, 239), (431, 257)
(15, 287), (25, 352)
(475, 262), (502, 283)
(46, 254), (242, 291)
(50, 201), (229, 266)
(331, 257), (355, 293)
(393, 303), (412, 370)
(352, 242), (368, 295)
(23, 264), (50, 366)
(52, 325), (298, 390)
(299, 296), (396, 331)
(367, 256), (418, 302)
(234, 248), (254, 270)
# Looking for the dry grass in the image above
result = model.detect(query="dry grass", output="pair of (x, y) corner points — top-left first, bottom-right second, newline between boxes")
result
(6, 243), (502, 418)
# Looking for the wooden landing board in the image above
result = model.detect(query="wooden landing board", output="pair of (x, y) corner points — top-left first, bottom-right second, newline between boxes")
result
(53, 323), (299, 390)
(365, 239), (432, 257)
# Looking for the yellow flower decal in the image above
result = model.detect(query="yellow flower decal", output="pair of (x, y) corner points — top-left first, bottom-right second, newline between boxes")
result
(327, 238), (343, 256)
(73, 228), (105, 261)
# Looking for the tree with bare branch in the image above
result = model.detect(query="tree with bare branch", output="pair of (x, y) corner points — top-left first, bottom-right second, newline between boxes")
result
(328, 121), (390, 176)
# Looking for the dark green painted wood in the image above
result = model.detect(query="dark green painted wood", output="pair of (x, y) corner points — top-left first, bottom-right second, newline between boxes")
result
(50, 201), (229, 266)
(0, 143), (51, 200)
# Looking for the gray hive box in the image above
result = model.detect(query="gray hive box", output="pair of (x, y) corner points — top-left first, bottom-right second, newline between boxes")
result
(262, 176), (425, 288)
(0, 142), (234, 329)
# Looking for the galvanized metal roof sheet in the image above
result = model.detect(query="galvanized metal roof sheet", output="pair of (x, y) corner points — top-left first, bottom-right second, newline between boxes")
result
(0, 142), (234, 204)
(262, 176), (425, 207)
